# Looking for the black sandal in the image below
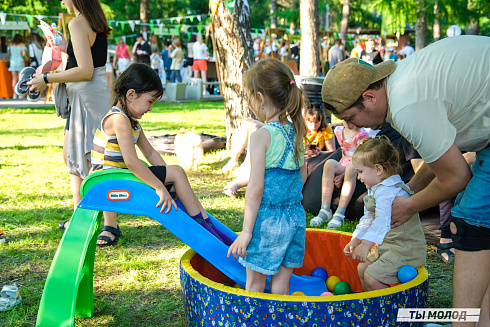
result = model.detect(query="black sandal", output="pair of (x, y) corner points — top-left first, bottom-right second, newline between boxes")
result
(57, 221), (69, 230)
(433, 242), (455, 264)
(97, 225), (122, 247)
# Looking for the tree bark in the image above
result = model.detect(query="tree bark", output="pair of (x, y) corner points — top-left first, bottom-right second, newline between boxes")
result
(466, 0), (479, 35)
(339, 0), (350, 44)
(299, 0), (321, 76)
(433, 1), (440, 41)
(415, 0), (428, 50)
(140, 0), (150, 32)
(211, 0), (255, 148)
(271, 0), (277, 28)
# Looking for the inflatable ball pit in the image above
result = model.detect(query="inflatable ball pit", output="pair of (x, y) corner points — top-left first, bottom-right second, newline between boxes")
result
(180, 229), (428, 326)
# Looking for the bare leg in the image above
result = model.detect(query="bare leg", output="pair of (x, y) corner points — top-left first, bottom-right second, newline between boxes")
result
(193, 70), (199, 78)
(476, 284), (490, 327)
(97, 211), (119, 245)
(452, 247), (490, 327)
(246, 268), (267, 293)
(321, 160), (345, 204)
(338, 164), (357, 209)
(201, 70), (207, 93)
(165, 165), (205, 217)
(270, 266), (294, 295)
(12, 71), (19, 98)
(363, 271), (390, 291)
(357, 261), (370, 291)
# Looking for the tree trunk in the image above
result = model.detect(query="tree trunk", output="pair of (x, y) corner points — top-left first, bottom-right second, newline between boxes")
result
(140, 0), (150, 32)
(339, 0), (350, 44)
(433, 1), (440, 41)
(415, 0), (427, 50)
(299, 0), (321, 76)
(211, 0), (255, 148)
(466, 0), (479, 35)
(271, 0), (277, 28)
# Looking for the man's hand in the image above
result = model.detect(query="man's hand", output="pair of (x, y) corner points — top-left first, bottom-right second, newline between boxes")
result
(391, 196), (416, 228)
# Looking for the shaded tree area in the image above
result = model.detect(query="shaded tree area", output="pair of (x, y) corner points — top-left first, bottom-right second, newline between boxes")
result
(211, 0), (255, 145)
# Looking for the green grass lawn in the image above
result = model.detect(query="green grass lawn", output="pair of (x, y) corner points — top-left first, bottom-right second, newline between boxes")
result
(0, 101), (452, 327)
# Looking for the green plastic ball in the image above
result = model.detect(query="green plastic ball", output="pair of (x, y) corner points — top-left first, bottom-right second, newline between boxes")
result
(333, 281), (351, 295)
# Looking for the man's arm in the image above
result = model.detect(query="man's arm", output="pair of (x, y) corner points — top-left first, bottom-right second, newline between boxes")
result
(391, 143), (472, 227)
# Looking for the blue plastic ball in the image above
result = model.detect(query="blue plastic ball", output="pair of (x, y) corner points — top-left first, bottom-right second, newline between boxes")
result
(312, 267), (329, 281)
(398, 265), (418, 283)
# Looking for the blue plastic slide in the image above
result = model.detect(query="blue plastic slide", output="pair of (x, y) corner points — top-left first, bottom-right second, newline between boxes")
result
(36, 170), (326, 326)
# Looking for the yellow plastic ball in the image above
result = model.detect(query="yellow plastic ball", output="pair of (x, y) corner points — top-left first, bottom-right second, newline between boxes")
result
(326, 276), (341, 292)
(291, 291), (305, 296)
(233, 283), (243, 289)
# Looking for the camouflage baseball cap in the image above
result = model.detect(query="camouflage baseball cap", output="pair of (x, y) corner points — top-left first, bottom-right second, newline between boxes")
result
(322, 58), (396, 114)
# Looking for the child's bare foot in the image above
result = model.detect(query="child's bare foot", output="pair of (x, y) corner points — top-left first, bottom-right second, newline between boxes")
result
(222, 183), (238, 198)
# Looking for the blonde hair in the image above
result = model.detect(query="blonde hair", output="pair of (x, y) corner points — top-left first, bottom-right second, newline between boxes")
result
(245, 58), (306, 163)
(353, 135), (401, 177)
(173, 38), (181, 48)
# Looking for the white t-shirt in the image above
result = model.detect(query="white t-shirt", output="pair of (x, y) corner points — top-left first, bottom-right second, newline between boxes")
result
(385, 36), (490, 163)
(29, 43), (43, 64)
(192, 42), (208, 60)
(399, 45), (414, 56)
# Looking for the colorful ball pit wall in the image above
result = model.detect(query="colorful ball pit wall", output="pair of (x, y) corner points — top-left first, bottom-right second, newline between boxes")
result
(180, 230), (428, 326)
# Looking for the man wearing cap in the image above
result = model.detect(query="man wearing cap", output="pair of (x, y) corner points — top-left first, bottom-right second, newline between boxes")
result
(322, 35), (490, 326)
(132, 33), (151, 65)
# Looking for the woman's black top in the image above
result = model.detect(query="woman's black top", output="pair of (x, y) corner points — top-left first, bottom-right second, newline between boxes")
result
(66, 32), (107, 70)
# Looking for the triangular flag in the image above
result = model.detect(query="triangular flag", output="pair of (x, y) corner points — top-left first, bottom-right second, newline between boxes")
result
(170, 19), (174, 24)
(13, 15), (19, 23)
(197, 26), (202, 33)
(26, 15), (33, 26)
(129, 21), (135, 32)
(135, 20), (140, 25)
(122, 36), (126, 43)
(35, 15), (44, 21)
(197, 15), (201, 22)
(115, 37), (118, 43)
(0, 13), (6, 25)
(190, 17), (194, 23)
(143, 31), (147, 40)
(187, 32), (191, 40)
(156, 19), (161, 25)
(120, 22), (126, 31)
(176, 17), (181, 23)
(150, 23), (154, 33)
(254, 28), (258, 34)
(115, 21), (119, 27)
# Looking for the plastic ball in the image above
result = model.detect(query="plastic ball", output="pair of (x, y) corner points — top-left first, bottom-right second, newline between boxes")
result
(222, 282), (232, 287)
(312, 267), (329, 281)
(398, 265), (418, 283)
(320, 291), (334, 296)
(334, 281), (351, 295)
(233, 283), (243, 289)
(326, 276), (341, 292)
(291, 291), (305, 296)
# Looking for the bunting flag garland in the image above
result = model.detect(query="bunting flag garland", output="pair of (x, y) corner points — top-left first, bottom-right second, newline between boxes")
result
(0, 13), (6, 25)
(129, 21), (135, 32)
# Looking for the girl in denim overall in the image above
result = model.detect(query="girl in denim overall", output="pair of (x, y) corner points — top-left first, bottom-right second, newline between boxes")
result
(227, 58), (307, 295)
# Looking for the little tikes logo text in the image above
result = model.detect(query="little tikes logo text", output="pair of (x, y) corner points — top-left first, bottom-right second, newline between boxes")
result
(107, 190), (131, 201)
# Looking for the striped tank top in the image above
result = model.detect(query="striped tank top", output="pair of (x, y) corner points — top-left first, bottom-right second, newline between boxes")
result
(91, 107), (141, 172)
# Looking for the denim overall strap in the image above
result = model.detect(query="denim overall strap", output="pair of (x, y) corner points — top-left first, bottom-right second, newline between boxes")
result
(267, 122), (298, 169)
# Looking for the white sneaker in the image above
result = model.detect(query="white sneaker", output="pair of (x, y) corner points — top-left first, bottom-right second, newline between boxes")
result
(327, 213), (345, 229)
(310, 209), (333, 227)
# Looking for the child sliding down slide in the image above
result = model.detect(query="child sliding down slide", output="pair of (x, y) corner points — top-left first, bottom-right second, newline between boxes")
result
(15, 21), (68, 101)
